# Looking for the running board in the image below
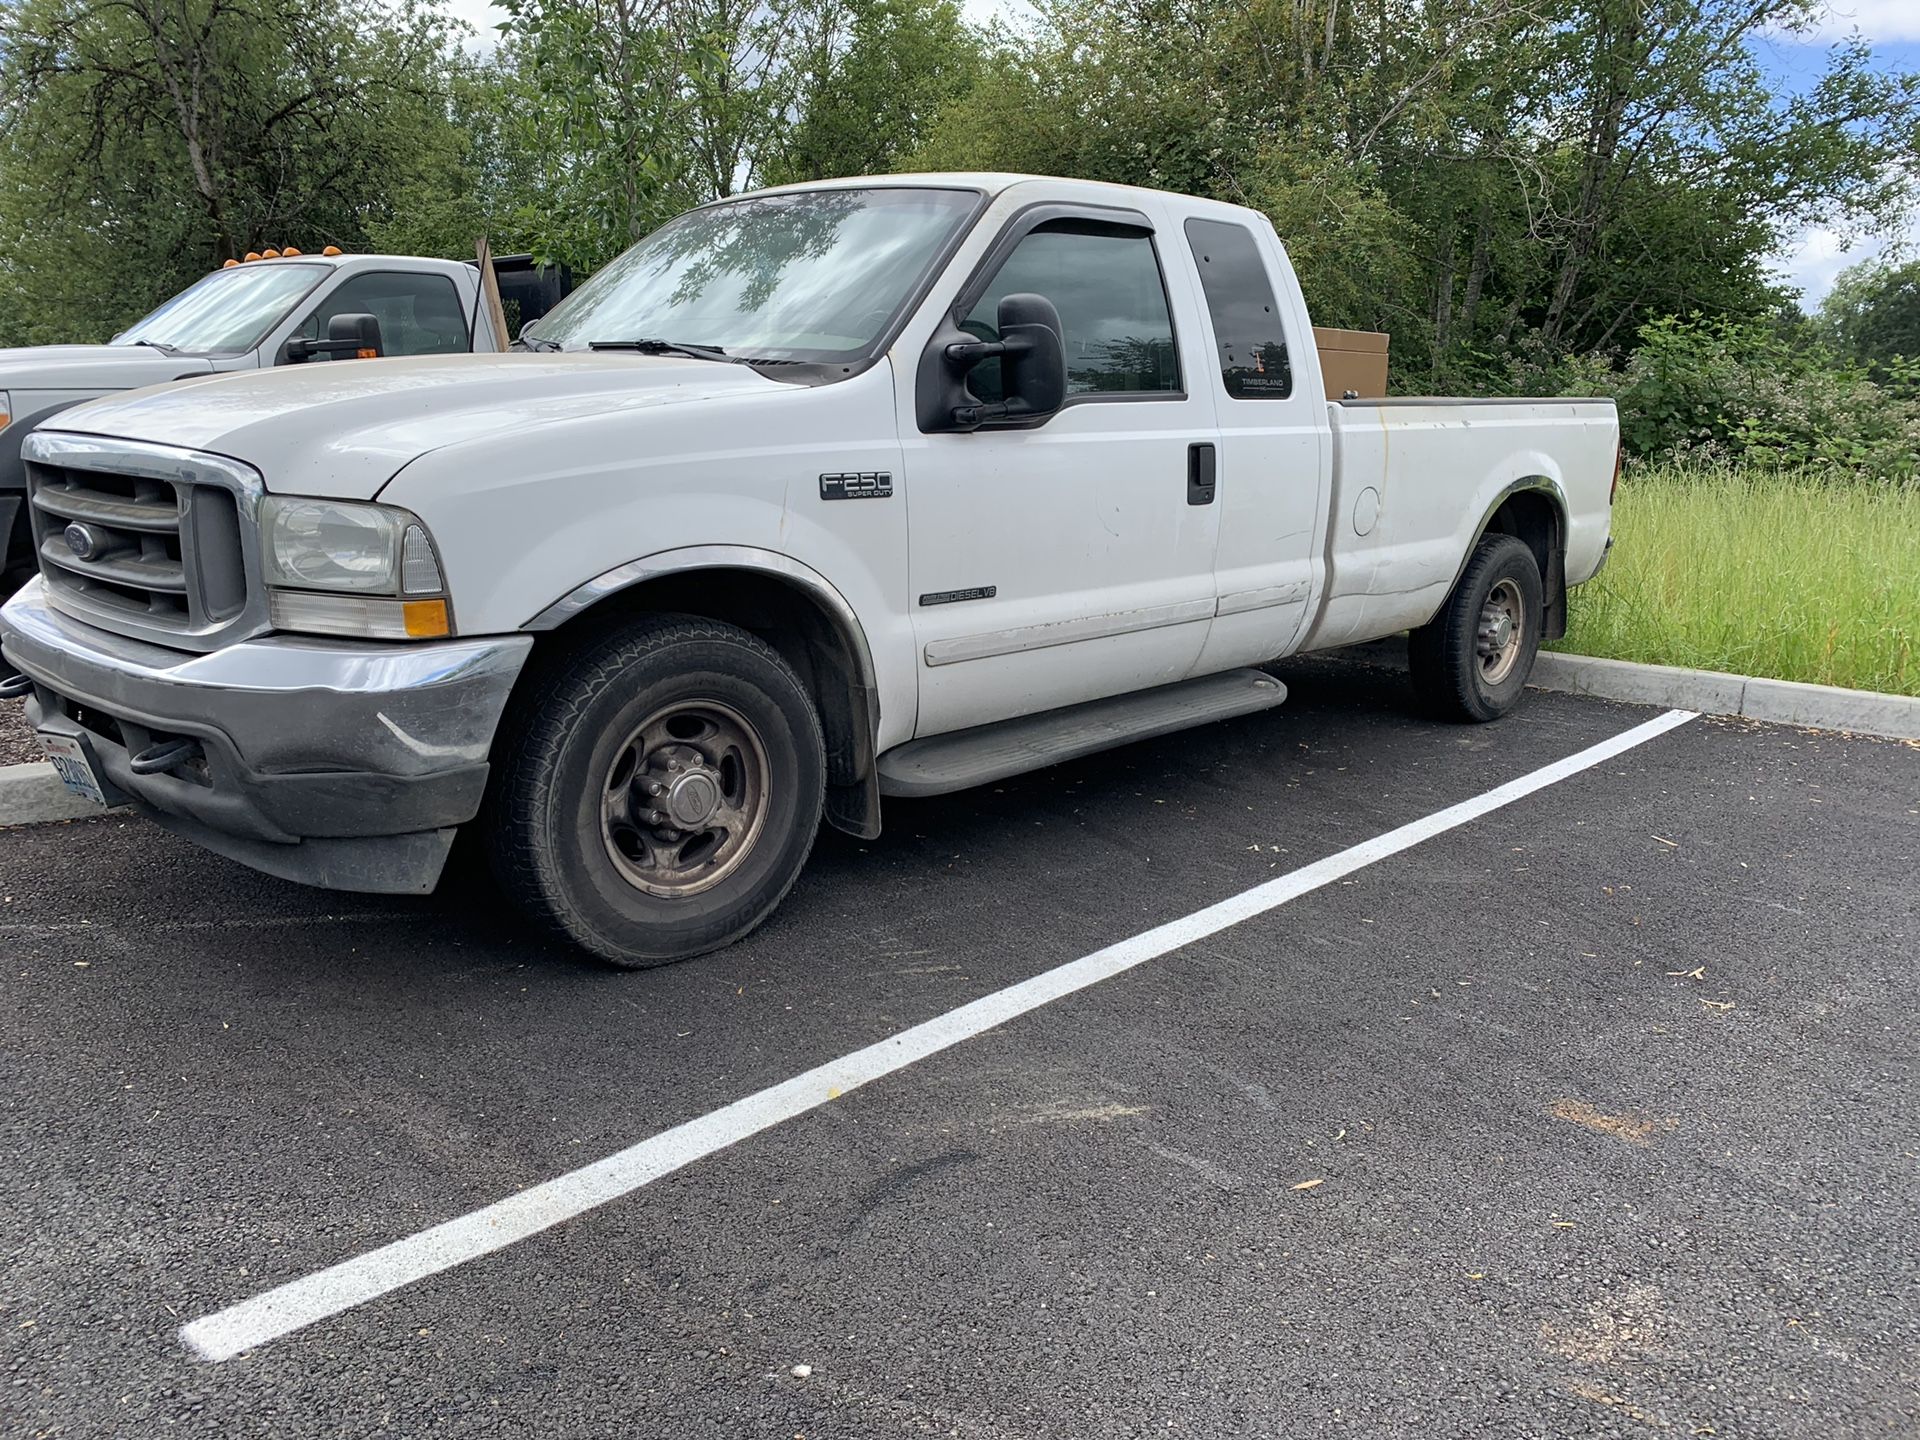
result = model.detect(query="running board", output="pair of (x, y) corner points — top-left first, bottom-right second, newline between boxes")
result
(876, 669), (1288, 799)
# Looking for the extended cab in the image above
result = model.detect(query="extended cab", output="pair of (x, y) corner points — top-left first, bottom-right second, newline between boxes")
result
(0, 251), (560, 590)
(0, 175), (1618, 965)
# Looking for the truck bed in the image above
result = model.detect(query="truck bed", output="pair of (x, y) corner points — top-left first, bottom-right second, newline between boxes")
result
(1296, 396), (1618, 654)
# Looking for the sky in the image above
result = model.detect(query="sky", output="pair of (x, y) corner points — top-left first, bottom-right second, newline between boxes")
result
(439, 0), (1917, 311)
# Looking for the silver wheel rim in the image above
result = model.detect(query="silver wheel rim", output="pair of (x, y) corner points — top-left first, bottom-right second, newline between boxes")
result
(1476, 579), (1525, 685)
(599, 699), (770, 898)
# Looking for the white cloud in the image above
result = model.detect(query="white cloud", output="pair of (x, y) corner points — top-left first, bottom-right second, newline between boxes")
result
(439, 0), (504, 47)
(1773, 213), (1920, 309)
(1777, 1), (1920, 42)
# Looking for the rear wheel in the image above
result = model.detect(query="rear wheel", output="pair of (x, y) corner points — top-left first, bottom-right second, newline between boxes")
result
(486, 617), (825, 966)
(1408, 533), (1544, 722)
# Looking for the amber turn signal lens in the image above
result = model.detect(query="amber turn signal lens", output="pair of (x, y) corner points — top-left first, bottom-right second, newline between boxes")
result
(402, 599), (450, 638)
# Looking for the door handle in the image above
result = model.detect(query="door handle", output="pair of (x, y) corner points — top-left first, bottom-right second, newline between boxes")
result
(1187, 443), (1216, 506)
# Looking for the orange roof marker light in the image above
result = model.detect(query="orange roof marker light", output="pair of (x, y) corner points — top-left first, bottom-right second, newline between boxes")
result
(243, 251), (261, 262)
(222, 258), (240, 268)
(321, 246), (343, 257)
(262, 248), (281, 259)
(281, 246), (303, 256)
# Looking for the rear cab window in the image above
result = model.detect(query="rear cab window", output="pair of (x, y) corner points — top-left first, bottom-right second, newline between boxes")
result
(1184, 218), (1293, 400)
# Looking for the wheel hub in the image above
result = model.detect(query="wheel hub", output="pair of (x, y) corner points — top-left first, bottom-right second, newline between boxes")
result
(656, 750), (723, 829)
(1477, 608), (1515, 655)
(599, 703), (769, 898)
(1474, 579), (1526, 685)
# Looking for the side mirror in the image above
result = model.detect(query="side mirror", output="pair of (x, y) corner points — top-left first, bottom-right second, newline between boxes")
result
(287, 313), (385, 363)
(987, 293), (1067, 423)
(925, 293), (1067, 431)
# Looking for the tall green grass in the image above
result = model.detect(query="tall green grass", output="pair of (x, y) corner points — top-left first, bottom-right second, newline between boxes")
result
(1551, 466), (1920, 697)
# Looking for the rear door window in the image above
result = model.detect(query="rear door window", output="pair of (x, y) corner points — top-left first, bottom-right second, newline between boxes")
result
(1184, 218), (1292, 399)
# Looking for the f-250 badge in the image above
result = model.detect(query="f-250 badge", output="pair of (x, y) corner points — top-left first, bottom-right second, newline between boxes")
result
(819, 471), (893, 500)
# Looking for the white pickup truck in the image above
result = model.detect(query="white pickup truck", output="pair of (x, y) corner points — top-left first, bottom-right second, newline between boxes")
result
(0, 251), (554, 591)
(0, 174), (1618, 965)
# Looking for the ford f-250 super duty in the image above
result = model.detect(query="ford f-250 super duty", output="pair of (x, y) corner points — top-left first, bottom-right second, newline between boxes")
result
(0, 250), (575, 593)
(0, 174), (1618, 965)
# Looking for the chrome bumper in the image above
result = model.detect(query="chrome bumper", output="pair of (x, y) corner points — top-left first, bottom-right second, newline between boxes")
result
(0, 577), (532, 893)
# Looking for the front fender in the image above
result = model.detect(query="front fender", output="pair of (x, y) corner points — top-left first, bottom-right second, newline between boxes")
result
(524, 542), (880, 695)
(378, 362), (918, 749)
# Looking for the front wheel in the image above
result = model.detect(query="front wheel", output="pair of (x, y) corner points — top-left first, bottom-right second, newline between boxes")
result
(485, 617), (826, 966)
(1408, 533), (1544, 722)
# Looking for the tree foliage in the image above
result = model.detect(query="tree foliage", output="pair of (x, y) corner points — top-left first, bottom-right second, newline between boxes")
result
(1, 0), (1917, 479)
(0, 0), (464, 344)
(1817, 257), (1920, 386)
(912, 0), (1920, 387)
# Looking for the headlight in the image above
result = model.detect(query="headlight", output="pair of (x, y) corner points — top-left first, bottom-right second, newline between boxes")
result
(261, 496), (453, 640)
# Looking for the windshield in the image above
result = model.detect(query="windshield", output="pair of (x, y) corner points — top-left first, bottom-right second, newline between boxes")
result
(116, 263), (328, 354)
(528, 187), (981, 361)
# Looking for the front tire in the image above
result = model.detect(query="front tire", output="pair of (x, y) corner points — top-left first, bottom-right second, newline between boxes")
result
(486, 617), (826, 966)
(1408, 533), (1544, 722)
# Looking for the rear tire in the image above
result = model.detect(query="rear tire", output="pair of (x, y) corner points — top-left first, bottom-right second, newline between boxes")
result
(485, 616), (825, 967)
(1408, 533), (1544, 722)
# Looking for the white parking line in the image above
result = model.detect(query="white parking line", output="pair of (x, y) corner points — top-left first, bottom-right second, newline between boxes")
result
(181, 707), (1698, 1362)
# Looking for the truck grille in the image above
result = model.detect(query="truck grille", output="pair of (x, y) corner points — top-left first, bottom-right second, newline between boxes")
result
(22, 433), (266, 652)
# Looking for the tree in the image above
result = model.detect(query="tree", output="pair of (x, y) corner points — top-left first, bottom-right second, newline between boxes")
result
(0, 0), (465, 343)
(496, 0), (985, 273)
(908, 0), (1920, 386)
(762, 0), (981, 185)
(1819, 257), (1920, 380)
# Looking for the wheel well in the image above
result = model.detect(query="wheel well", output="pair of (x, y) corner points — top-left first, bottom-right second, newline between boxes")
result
(1484, 487), (1568, 640)
(522, 568), (881, 837)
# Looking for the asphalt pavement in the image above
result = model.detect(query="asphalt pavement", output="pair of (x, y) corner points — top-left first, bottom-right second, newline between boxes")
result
(2, 658), (1916, 1438)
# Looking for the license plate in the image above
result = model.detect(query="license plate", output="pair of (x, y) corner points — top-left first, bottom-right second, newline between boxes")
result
(38, 732), (109, 808)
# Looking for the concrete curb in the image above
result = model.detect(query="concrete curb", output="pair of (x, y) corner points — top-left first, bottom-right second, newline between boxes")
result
(1339, 639), (1920, 741)
(1532, 652), (1920, 739)
(0, 759), (122, 827)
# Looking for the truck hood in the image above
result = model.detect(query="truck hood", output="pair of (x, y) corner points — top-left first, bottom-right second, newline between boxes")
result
(0, 344), (216, 392)
(41, 353), (788, 499)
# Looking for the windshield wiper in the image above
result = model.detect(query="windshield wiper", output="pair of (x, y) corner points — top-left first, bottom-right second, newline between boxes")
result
(129, 339), (183, 355)
(515, 329), (564, 353)
(588, 338), (733, 362)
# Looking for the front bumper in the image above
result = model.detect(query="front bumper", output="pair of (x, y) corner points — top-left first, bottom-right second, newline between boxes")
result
(0, 577), (532, 893)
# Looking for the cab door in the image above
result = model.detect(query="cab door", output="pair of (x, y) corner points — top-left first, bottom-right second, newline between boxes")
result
(901, 202), (1223, 738)
(1175, 216), (1329, 671)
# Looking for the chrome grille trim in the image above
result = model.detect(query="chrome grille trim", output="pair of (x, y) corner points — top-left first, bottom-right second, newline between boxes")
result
(22, 432), (269, 653)
(31, 480), (184, 533)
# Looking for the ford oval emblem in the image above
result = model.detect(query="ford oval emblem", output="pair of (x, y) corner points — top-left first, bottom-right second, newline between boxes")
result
(64, 522), (104, 561)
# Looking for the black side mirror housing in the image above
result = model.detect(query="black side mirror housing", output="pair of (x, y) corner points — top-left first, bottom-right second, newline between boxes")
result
(287, 313), (385, 363)
(917, 292), (1068, 432)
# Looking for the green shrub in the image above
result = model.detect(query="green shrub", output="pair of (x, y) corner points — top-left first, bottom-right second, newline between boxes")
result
(1524, 315), (1920, 483)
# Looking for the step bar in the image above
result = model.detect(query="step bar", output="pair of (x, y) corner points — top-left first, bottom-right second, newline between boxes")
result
(876, 668), (1288, 799)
